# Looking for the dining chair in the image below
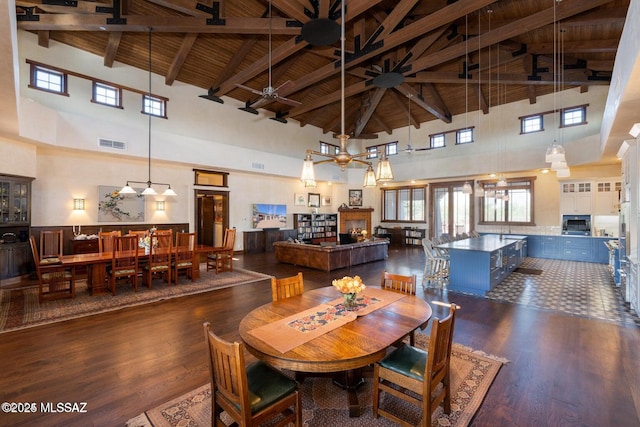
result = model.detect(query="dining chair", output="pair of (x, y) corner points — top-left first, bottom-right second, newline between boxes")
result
(107, 235), (139, 295)
(206, 228), (236, 273)
(39, 229), (63, 263)
(380, 270), (418, 345)
(172, 232), (195, 284)
(373, 303), (458, 427)
(99, 230), (121, 253)
(271, 272), (304, 302)
(203, 322), (301, 427)
(30, 236), (75, 302)
(143, 233), (172, 289)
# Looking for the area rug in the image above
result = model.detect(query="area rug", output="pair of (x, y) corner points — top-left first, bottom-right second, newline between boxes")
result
(126, 333), (507, 427)
(0, 268), (271, 334)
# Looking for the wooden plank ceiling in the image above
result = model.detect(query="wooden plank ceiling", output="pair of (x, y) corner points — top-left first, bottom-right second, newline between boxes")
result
(16, 0), (628, 144)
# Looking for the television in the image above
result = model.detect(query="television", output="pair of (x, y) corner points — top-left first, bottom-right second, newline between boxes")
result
(252, 204), (287, 229)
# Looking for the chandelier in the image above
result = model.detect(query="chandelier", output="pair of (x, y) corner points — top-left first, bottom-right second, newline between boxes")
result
(119, 28), (177, 197)
(300, 0), (393, 188)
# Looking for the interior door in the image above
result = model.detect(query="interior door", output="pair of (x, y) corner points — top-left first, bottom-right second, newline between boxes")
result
(196, 190), (228, 247)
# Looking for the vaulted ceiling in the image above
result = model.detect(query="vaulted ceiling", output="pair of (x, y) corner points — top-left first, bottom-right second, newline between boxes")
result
(15, 0), (629, 141)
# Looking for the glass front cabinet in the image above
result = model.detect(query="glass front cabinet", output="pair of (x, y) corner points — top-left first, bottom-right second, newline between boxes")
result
(0, 175), (33, 280)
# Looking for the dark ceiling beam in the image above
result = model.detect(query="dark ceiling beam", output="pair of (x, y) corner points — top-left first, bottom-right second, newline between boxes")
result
(372, 112), (392, 135)
(527, 85), (537, 104)
(146, 0), (210, 17)
(165, 33), (198, 86)
(37, 30), (49, 47)
(271, 0), (314, 23)
(103, 31), (122, 67)
(353, 87), (386, 137)
(16, 15), (302, 33)
(16, 0), (112, 14)
(473, 84), (489, 114)
(396, 83), (451, 123)
(406, 70), (609, 86)
(525, 39), (619, 55)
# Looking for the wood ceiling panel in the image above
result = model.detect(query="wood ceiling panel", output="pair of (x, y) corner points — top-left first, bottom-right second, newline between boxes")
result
(16, 0), (629, 136)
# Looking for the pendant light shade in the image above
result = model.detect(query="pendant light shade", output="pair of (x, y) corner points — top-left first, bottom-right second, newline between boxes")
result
(300, 153), (316, 183)
(545, 142), (566, 163)
(556, 167), (571, 178)
(119, 184), (137, 194)
(375, 150), (394, 182)
(141, 186), (157, 196)
(462, 181), (473, 194)
(550, 159), (568, 171)
(363, 165), (377, 187)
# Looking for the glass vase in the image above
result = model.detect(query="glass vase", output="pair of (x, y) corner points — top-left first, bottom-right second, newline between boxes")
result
(342, 292), (358, 311)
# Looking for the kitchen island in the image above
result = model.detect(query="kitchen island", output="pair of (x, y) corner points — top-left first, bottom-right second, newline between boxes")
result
(436, 234), (527, 295)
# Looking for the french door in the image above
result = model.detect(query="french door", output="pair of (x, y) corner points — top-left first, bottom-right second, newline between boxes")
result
(195, 190), (229, 247)
(430, 181), (474, 239)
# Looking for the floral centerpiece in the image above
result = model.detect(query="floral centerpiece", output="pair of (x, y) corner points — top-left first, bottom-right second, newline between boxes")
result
(138, 228), (157, 254)
(332, 275), (366, 310)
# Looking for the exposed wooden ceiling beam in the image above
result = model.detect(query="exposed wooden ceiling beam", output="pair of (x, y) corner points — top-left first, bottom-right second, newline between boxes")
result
(353, 87), (386, 137)
(103, 31), (123, 67)
(165, 33), (198, 86)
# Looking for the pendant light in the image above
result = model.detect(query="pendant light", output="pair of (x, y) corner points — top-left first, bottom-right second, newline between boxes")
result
(119, 28), (176, 197)
(461, 15), (473, 196)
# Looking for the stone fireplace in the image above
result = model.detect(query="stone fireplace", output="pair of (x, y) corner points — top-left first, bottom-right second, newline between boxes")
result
(338, 207), (373, 236)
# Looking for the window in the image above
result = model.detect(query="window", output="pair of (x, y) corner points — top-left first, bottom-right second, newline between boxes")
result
(456, 128), (474, 144)
(366, 142), (398, 160)
(381, 186), (426, 222)
(143, 95), (166, 118)
(29, 64), (67, 95)
(430, 133), (445, 149)
(479, 177), (535, 225)
(92, 82), (122, 108)
(521, 115), (543, 134)
(561, 106), (586, 127)
(319, 142), (339, 155)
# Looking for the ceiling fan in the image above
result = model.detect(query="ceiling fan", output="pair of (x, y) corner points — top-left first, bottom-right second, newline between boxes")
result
(235, 1), (301, 109)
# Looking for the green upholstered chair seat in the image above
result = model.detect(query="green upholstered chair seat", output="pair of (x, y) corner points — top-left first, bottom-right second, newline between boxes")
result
(233, 361), (298, 414)
(146, 265), (169, 272)
(41, 270), (73, 280)
(114, 268), (137, 276)
(174, 261), (193, 268)
(40, 257), (61, 265)
(379, 344), (428, 382)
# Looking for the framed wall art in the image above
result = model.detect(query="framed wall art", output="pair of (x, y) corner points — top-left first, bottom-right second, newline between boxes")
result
(308, 193), (321, 208)
(294, 193), (306, 206)
(348, 189), (363, 207)
(321, 195), (332, 206)
(98, 186), (145, 222)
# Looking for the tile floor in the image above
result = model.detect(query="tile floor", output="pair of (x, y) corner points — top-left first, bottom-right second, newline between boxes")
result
(485, 257), (640, 326)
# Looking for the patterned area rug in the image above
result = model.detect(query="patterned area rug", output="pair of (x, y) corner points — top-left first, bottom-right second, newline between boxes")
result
(486, 257), (640, 325)
(126, 333), (507, 427)
(0, 268), (270, 333)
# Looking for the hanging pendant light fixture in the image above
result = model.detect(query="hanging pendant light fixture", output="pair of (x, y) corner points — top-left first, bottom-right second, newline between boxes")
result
(119, 28), (176, 197)
(300, 0), (392, 187)
(544, 0), (568, 169)
(461, 15), (473, 196)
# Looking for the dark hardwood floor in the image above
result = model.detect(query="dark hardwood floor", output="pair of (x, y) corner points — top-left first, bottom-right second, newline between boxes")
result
(1, 245), (639, 426)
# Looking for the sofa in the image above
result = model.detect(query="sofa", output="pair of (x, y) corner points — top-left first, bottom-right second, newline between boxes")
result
(273, 239), (389, 272)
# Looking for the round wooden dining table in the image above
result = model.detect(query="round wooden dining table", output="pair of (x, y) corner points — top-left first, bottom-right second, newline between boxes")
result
(239, 286), (432, 416)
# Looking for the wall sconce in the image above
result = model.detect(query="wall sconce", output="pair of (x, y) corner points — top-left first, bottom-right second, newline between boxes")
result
(73, 198), (85, 210)
(156, 201), (165, 211)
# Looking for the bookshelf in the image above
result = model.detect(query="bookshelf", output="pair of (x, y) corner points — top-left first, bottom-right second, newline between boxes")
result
(293, 213), (338, 244)
(404, 228), (426, 246)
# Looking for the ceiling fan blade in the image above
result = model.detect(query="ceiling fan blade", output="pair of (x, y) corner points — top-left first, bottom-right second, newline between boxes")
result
(235, 83), (263, 96)
(276, 96), (302, 107)
(249, 97), (272, 109)
(274, 80), (295, 93)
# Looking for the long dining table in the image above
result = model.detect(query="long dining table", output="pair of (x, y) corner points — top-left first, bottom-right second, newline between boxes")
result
(239, 286), (432, 416)
(57, 244), (219, 295)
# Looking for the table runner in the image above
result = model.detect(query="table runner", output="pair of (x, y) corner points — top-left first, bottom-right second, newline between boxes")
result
(247, 287), (406, 353)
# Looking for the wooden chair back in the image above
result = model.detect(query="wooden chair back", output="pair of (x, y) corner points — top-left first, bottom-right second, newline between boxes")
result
(109, 235), (139, 295)
(143, 233), (172, 289)
(203, 322), (301, 427)
(40, 229), (63, 260)
(380, 270), (416, 295)
(30, 236), (75, 302)
(373, 303), (457, 427)
(271, 272), (304, 302)
(222, 228), (236, 250)
(173, 232), (196, 283)
(99, 230), (121, 253)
